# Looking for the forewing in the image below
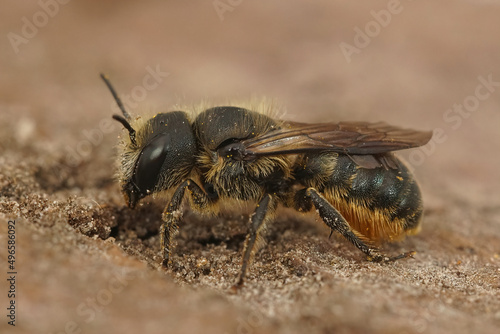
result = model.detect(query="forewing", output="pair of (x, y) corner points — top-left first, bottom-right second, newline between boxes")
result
(242, 121), (433, 156)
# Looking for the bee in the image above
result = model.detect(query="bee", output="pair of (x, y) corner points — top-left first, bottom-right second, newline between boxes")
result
(101, 74), (432, 287)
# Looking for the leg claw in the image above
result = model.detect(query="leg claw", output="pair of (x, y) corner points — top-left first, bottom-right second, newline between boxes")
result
(367, 250), (416, 263)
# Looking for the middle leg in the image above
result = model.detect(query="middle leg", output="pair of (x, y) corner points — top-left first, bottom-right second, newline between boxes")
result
(235, 193), (276, 287)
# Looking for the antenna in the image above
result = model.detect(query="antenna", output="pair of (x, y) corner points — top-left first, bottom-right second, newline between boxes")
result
(100, 73), (132, 120)
(101, 73), (137, 145)
(112, 114), (137, 145)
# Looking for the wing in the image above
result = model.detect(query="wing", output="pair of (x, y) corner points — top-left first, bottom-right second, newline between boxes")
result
(242, 121), (433, 156)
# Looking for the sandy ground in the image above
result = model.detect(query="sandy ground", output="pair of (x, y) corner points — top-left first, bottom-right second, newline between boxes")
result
(1, 1), (500, 333)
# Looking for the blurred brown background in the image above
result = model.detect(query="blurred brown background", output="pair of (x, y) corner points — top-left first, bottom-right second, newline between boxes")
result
(1, 1), (499, 334)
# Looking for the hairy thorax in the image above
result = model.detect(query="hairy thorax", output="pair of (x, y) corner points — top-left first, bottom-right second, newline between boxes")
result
(196, 148), (292, 201)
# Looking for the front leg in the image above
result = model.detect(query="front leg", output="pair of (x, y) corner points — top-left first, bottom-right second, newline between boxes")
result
(160, 179), (216, 268)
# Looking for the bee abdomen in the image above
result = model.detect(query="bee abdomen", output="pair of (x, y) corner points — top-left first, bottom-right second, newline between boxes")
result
(341, 155), (422, 241)
(297, 153), (423, 242)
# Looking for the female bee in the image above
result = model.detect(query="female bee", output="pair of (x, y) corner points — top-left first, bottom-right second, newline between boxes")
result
(101, 74), (432, 287)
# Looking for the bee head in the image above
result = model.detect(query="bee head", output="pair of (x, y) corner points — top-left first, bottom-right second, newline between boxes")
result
(101, 74), (196, 209)
(114, 112), (197, 208)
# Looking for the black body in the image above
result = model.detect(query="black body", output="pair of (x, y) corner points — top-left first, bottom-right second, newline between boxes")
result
(103, 75), (432, 287)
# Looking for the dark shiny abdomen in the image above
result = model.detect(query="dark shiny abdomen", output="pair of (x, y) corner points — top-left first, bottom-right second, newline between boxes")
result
(294, 153), (423, 241)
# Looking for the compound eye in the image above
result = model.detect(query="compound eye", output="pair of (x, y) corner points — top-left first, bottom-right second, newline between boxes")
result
(133, 134), (171, 194)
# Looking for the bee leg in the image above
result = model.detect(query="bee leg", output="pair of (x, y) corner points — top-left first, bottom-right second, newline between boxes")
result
(160, 179), (215, 268)
(303, 188), (386, 262)
(234, 194), (274, 289)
